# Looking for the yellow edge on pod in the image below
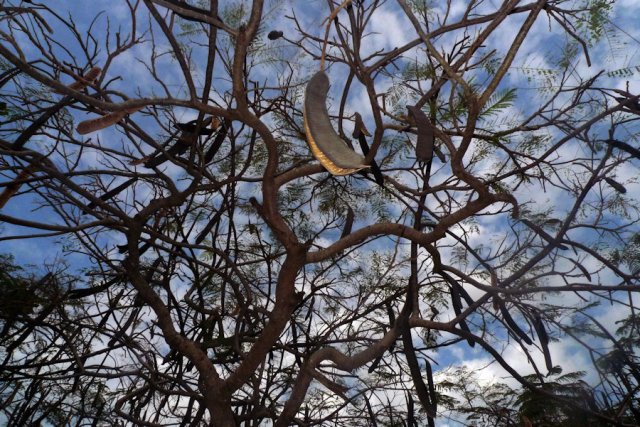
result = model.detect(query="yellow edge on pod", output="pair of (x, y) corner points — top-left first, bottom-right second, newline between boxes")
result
(303, 106), (362, 176)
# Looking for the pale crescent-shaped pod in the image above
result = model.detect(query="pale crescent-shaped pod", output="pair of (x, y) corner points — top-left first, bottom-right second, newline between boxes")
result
(53, 66), (101, 94)
(303, 71), (368, 176)
(77, 111), (126, 135)
(67, 66), (101, 91)
(76, 106), (142, 135)
(0, 167), (33, 209)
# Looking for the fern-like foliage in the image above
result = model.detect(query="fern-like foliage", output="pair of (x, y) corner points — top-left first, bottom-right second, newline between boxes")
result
(480, 88), (517, 118)
(606, 65), (640, 78)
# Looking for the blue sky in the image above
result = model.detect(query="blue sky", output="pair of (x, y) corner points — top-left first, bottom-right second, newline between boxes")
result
(2, 0), (640, 424)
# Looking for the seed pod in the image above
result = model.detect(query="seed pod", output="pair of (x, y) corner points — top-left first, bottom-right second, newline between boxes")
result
(144, 135), (194, 168)
(83, 177), (137, 214)
(406, 392), (416, 425)
(607, 139), (640, 159)
(368, 353), (383, 374)
(14, 96), (73, 149)
(402, 323), (436, 418)
(117, 242), (151, 255)
(365, 394), (377, 421)
(570, 259), (592, 282)
(615, 96), (640, 112)
(499, 302), (533, 345)
(267, 30), (283, 40)
(522, 218), (568, 251)
(194, 207), (225, 244)
(458, 319), (475, 347)
(352, 112), (371, 138)
(433, 145), (446, 162)
(425, 359), (437, 414)
(175, 116), (218, 135)
(0, 167), (34, 208)
(491, 273), (501, 311)
(532, 314), (552, 371)
(543, 218), (562, 226)
(204, 119), (231, 164)
(353, 120), (384, 185)
(77, 111), (126, 135)
(406, 105), (434, 163)
(340, 206), (354, 238)
(442, 272), (474, 306)
(450, 282), (475, 347)
(66, 66), (101, 91)
(605, 177), (627, 194)
(303, 71), (368, 175)
(77, 105), (142, 135)
(450, 280), (463, 315)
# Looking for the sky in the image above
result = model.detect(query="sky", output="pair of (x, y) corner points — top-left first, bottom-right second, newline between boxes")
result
(2, 0), (640, 425)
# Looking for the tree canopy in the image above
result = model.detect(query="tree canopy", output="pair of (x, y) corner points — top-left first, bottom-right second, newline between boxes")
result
(1, 0), (639, 426)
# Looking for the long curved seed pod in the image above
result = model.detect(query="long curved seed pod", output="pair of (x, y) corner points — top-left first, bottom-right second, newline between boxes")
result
(433, 145), (446, 163)
(425, 359), (437, 413)
(532, 313), (552, 371)
(194, 206), (225, 244)
(570, 259), (592, 282)
(0, 167), (34, 208)
(606, 139), (640, 159)
(175, 116), (218, 135)
(144, 134), (194, 168)
(615, 96), (640, 112)
(521, 218), (568, 251)
(83, 177), (137, 214)
(441, 271), (474, 306)
(369, 303), (396, 373)
(406, 392), (415, 426)
(386, 302), (396, 352)
(77, 111), (126, 135)
(204, 120), (231, 164)
(450, 282), (475, 347)
(605, 177), (627, 194)
(401, 323), (436, 418)
(497, 299), (533, 345)
(0, 67), (22, 90)
(365, 396), (378, 427)
(406, 105), (434, 163)
(356, 137), (384, 185)
(352, 112), (371, 137)
(458, 319), (474, 347)
(340, 206), (354, 238)
(143, 117), (220, 168)
(77, 106), (142, 135)
(14, 96), (73, 149)
(66, 66), (101, 91)
(157, 0), (224, 25)
(352, 115), (384, 185)
(368, 353), (383, 374)
(303, 71), (368, 175)
(450, 279), (463, 314)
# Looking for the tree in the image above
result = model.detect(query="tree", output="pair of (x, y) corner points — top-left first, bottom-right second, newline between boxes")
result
(1, 0), (639, 425)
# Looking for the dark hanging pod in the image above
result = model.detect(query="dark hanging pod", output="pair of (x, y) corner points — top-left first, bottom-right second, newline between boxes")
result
(353, 112), (384, 186)
(303, 71), (369, 175)
(175, 116), (218, 135)
(406, 105), (434, 163)
(605, 177), (627, 194)
(267, 30), (283, 40)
